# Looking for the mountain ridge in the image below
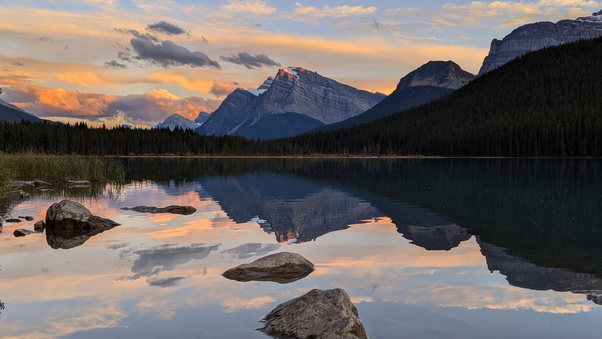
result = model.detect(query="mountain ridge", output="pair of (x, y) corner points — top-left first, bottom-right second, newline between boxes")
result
(316, 60), (475, 131)
(196, 67), (385, 139)
(479, 10), (602, 75)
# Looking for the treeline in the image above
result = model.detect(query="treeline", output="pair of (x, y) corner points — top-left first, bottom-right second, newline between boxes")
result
(0, 121), (263, 155)
(2, 36), (602, 156)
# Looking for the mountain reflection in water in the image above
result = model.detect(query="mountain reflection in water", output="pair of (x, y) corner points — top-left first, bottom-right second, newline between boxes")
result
(0, 158), (601, 338)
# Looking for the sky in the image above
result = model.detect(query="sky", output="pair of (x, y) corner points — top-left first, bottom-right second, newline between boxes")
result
(0, 0), (600, 128)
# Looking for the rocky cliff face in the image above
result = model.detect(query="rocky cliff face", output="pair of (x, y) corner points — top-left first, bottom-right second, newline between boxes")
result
(194, 89), (256, 135)
(479, 10), (602, 75)
(196, 67), (385, 139)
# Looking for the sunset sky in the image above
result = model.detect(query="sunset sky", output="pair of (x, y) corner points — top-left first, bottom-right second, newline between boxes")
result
(0, 0), (600, 127)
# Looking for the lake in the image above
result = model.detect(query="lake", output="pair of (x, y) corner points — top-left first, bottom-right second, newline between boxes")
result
(1, 158), (602, 338)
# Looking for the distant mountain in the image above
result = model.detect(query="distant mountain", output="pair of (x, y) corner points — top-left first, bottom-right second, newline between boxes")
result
(479, 10), (602, 75)
(154, 114), (197, 131)
(0, 98), (45, 123)
(196, 67), (385, 139)
(194, 111), (210, 125)
(317, 61), (474, 131)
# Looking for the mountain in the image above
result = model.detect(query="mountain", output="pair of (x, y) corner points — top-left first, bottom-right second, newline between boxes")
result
(195, 67), (385, 139)
(0, 98), (45, 123)
(276, 36), (602, 157)
(194, 111), (210, 125)
(317, 61), (475, 131)
(154, 114), (197, 131)
(479, 10), (602, 75)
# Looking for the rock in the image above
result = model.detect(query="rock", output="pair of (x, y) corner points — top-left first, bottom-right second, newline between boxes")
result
(18, 216), (34, 221)
(222, 252), (314, 284)
(10, 181), (34, 187)
(260, 288), (367, 339)
(34, 180), (52, 187)
(45, 200), (119, 230)
(19, 190), (29, 200)
(121, 205), (197, 215)
(34, 220), (46, 232)
(14, 229), (36, 237)
(479, 13), (602, 75)
(67, 180), (91, 187)
(5, 218), (22, 223)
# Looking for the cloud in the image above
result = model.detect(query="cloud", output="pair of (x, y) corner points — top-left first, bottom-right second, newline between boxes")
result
(130, 38), (221, 69)
(385, 0), (602, 29)
(219, 51), (281, 69)
(147, 21), (188, 35)
(293, 4), (377, 20)
(104, 60), (127, 69)
(222, 0), (277, 15)
(209, 81), (237, 97)
(11, 62), (24, 67)
(107, 89), (221, 122)
(39, 36), (54, 42)
(4, 83), (221, 126)
(114, 28), (159, 42)
(131, 243), (219, 273)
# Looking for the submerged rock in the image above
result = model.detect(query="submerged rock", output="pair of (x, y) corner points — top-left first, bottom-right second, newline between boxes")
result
(121, 205), (197, 215)
(5, 218), (22, 223)
(34, 180), (52, 187)
(222, 252), (314, 284)
(67, 180), (91, 187)
(18, 216), (34, 221)
(19, 190), (29, 200)
(14, 229), (36, 237)
(34, 220), (45, 232)
(45, 200), (119, 231)
(260, 288), (367, 339)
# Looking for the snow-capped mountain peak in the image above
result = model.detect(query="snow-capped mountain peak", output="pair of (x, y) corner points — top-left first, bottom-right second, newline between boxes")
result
(154, 113), (197, 131)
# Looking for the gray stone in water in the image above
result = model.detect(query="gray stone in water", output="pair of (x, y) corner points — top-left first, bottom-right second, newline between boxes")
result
(222, 252), (314, 284)
(14, 229), (36, 237)
(67, 180), (91, 187)
(34, 180), (52, 187)
(34, 220), (46, 232)
(19, 190), (29, 200)
(45, 200), (119, 230)
(18, 216), (34, 221)
(260, 288), (368, 339)
(5, 218), (22, 223)
(121, 205), (197, 215)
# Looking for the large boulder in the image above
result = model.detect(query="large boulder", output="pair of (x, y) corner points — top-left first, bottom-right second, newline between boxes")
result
(45, 200), (119, 230)
(121, 205), (196, 215)
(260, 288), (367, 339)
(223, 252), (314, 284)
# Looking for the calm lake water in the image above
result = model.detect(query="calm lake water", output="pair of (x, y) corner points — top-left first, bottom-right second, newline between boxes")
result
(1, 158), (602, 338)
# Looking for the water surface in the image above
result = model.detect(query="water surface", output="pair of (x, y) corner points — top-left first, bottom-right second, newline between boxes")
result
(1, 158), (601, 338)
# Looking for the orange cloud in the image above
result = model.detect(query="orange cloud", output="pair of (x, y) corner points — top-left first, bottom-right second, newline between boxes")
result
(209, 81), (237, 97)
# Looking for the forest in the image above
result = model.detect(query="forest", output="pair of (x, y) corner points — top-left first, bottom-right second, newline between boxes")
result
(2, 36), (602, 157)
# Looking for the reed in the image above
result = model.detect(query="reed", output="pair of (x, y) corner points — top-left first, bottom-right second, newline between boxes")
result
(0, 153), (125, 186)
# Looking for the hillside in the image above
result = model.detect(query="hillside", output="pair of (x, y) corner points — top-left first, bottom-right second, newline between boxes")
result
(0, 99), (45, 123)
(275, 36), (602, 157)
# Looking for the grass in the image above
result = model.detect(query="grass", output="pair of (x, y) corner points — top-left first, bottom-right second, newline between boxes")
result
(0, 153), (125, 188)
